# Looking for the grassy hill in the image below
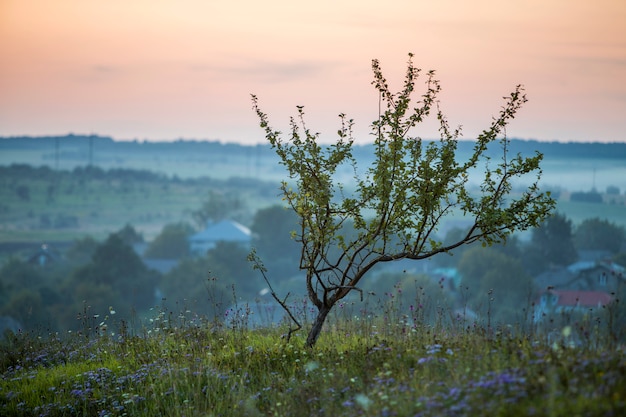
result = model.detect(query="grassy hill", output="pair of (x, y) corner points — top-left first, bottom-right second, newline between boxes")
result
(0, 164), (282, 245)
(1, 308), (625, 416)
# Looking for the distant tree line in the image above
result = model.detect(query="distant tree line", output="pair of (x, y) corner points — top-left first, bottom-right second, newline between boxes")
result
(0, 163), (279, 189)
(3, 135), (626, 159)
(570, 190), (604, 203)
(0, 135), (277, 158)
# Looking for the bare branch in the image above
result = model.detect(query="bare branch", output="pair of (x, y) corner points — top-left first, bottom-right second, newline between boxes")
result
(247, 250), (301, 341)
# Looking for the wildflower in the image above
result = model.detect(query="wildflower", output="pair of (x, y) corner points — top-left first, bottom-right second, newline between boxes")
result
(355, 393), (373, 411)
(562, 326), (572, 338)
(304, 361), (319, 373)
(426, 344), (442, 355)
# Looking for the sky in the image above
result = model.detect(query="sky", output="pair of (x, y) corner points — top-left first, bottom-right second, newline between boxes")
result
(1, 0), (625, 145)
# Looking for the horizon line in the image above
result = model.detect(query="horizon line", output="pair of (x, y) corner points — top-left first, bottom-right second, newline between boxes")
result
(2, 133), (625, 146)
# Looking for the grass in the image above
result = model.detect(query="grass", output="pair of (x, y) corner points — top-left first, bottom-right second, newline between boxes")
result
(0, 169), (281, 244)
(1, 300), (625, 417)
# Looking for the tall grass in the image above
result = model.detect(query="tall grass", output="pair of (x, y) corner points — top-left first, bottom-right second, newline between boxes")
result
(1, 291), (625, 417)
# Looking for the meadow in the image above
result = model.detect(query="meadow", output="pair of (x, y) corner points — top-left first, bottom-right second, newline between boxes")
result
(1, 295), (624, 417)
(0, 165), (281, 245)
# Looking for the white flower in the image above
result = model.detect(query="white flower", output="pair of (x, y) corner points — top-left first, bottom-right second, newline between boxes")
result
(355, 394), (373, 411)
(561, 326), (572, 338)
(304, 361), (319, 372)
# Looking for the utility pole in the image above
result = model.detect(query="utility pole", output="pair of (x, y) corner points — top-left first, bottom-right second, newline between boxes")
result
(89, 136), (94, 167)
(54, 137), (59, 171)
(592, 167), (596, 192)
(256, 144), (261, 177)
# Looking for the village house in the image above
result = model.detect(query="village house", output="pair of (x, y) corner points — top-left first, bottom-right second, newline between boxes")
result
(535, 258), (625, 293)
(534, 289), (613, 321)
(26, 243), (61, 267)
(188, 219), (252, 255)
(533, 256), (624, 323)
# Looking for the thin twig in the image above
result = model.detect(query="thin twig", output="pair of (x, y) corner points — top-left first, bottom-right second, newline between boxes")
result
(248, 250), (302, 341)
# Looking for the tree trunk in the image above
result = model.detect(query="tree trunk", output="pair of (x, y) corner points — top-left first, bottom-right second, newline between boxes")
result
(306, 304), (332, 347)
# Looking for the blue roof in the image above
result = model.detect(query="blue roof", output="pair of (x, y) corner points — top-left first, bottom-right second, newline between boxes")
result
(567, 261), (596, 274)
(189, 220), (251, 243)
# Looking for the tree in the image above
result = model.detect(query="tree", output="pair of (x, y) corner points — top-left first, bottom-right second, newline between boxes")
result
(432, 226), (523, 269)
(250, 205), (301, 278)
(458, 246), (534, 324)
(192, 190), (244, 228)
(160, 255), (229, 319)
(160, 242), (253, 319)
(145, 222), (193, 259)
(606, 185), (620, 195)
(69, 234), (158, 315)
(570, 191), (603, 203)
(251, 54), (555, 347)
(525, 212), (577, 274)
(114, 224), (144, 245)
(0, 258), (45, 291)
(65, 236), (99, 265)
(1, 290), (47, 329)
(206, 241), (259, 298)
(574, 218), (625, 254)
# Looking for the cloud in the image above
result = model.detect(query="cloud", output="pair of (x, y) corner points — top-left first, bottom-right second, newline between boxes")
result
(66, 64), (124, 84)
(91, 65), (117, 73)
(189, 59), (342, 83)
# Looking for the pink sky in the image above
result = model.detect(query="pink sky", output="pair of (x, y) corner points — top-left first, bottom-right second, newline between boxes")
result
(1, 0), (625, 144)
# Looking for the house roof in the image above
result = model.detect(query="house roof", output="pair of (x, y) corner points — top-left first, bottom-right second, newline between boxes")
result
(549, 290), (613, 307)
(567, 261), (596, 274)
(598, 260), (626, 276)
(567, 259), (626, 276)
(534, 267), (576, 290)
(189, 220), (251, 243)
(26, 243), (61, 265)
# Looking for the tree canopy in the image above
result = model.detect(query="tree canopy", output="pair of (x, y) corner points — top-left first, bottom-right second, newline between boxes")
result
(526, 212), (578, 274)
(145, 222), (193, 259)
(574, 218), (625, 254)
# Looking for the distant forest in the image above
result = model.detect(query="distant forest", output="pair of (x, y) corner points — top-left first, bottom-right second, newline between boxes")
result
(2, 134), (626, 160)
